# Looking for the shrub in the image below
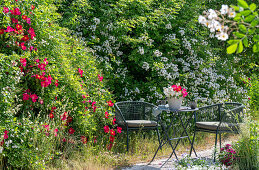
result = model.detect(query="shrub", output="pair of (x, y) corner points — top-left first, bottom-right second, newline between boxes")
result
(58, 0), (248, 105)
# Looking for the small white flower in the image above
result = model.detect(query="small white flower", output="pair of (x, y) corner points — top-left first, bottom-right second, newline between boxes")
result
(166, 23), (172, 29)
(216, 32), (229, 41)
(208, 9), (217, 19)
(228, 8), (236, 18)
(138, 47), (144, 55)
(154, 50), (162, 57)
(142, 62), (149, 70)
(220, 5), (229, 15)
(198, 15), (207, 24)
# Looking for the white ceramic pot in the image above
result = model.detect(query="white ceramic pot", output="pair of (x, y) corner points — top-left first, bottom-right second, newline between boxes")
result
(168, 97), (183, 110)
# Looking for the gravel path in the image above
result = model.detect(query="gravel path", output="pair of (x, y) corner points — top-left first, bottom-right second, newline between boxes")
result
(122, 140), (233, 170)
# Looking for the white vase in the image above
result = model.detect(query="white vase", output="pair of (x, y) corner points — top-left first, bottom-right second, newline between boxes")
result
(168, 97), (183, 110)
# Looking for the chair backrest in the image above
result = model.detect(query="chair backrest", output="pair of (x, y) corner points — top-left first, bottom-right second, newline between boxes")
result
(115, 101), (156, 121)
(221, 102), (245, 123)
(197, 103), (222, 122)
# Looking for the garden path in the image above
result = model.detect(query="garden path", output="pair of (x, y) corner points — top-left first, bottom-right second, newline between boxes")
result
(122, 140), (233, 170)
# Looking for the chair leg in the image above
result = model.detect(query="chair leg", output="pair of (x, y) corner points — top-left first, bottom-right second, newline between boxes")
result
(219, 133), (222, 149)
(214, 132), (218, 162)
(190, 128), (197, 157)
(156, 127), (162, 150)
(127, 128), (129, 152)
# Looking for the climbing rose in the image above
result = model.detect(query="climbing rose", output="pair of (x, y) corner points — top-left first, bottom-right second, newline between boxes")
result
(3, 7), (9, 13)
(105, 111), (109, 119)
(20, 58), (27, 67)
(5, 26), (14, 32)
(104, 125), (109, 133)
(110, 129), (116, 136)
(67, 116), (73, 123)
(117, 127), (122, 134)
(39, 99), (44, 104)
(54, 128), (58, 136)
(4, 130), (9, 139)
(55, 80), (58, 87)
(49, 113), (54, 119)
(68, 127), (75, 134)
(107, 100), (114, 107)
(22, 15), (27, 20)
(16, 24), (22, 30)
(112, 117), (116, 125)
(98, 74), (103, 81)
(30, 94), (38, 102)
(78, 68), (83, 77)
(23, 93), (30, 101)
(0, 29), (4, 34)
(81, 136), (87, 144)
(11, 18), (18, 23)
(110, 136), (115, 143)
(60, 112), (68, 121)
(38, 63), (46, 70)
(31, 5), (35, 10)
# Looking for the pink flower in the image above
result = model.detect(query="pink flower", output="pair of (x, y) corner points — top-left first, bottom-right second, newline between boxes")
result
(30, 94), (38, 102)
(26, 18), (31, 24)
(67, 116), (73, 123)
(68, 127), (75, 134)
(29, 46), (34, 51)
(38, 63), (46, 70)
(3, 7), (9, 13)
(62, 138), (66, 142)
(23, 93), (30, 101)
(107, 100), (114, 107)
(110, 136), (115, 143)
(110, 129), (116, 136)
(78, 68), (83, 77)
(105, 111), (109, 119)
(82, 95), (86, 99)
(11, 18), (18, 23)
(117, 127), (122, 134)
(44, 58), (48, 65)
(14, 8), (21, 15)
(104, 125), (109, 133)
(81, 136), (87, 144)
(43, 124), (50, 131)
(31, 5), (35, 10)
(5, 26), (14, 32)
(54, 128), (58, 136)
(49, 113), (54, 119)
(39, 99), (44, 104)
(98, 74), (103, 81)
(55, 80), (59, 87)
(20, 43), (26, 50)
(60, 112), (68, 121)
(16, 24), (22, 30)
(4, 130), (9, 139)
(36, 59), (40, 63)
(112, 117), (116, 125)
(20, 58), (27, 67)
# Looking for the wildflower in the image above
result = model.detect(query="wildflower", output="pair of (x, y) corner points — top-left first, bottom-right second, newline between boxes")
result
(110, 136), (115, 143)
(228, 8), (236, 18)
(82, 95), (86, 98)
(55, 80), (59, 87)
(98, 74), (103, 81)
(22, 93), (30, 100)
(5, 26), (14, 32)
(198, 15), (207, 25)
(26, 18), (31, 24)
(4, 130), (9, 139)
(220, 5), (229, 15)
(21, 35), (29, 41)
(22, 15), (27, 20)
(3, 7), (9, 13)
(107, 100), (114, 107)
(112, 117), (116, 125)
(11, 18), (18, 23)
(30, 94), (38, 102)
(104, 125), (110, 133)
(39, 99), (44, 104)
(68, 127), (75, 134)
(31, 5), (35, 10)
(49, 113), (54, 119)
(216, 31), (229, 41)
(78, 68), (83, 77)
(117, 126), (122, 133)
(60, 112), (68, 121)
(43, 124), (50, 131)
(20, 58), (27, 67)
(208, 9), (217, 19)
(110, 129), (115, 136)
(105, 111), (109, 119)
(29, 46), (34, 51)
(20, 42), (26, 50)
(38, 63), (46, 70)
(54, 128), (58, 136)
(81, 136), (87, 144)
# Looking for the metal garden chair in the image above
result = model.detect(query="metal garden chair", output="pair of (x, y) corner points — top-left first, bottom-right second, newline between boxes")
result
(190, 102), (245, 161)
(114, 101), (161, 151)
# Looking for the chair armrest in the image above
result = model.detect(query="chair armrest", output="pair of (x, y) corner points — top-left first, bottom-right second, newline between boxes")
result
(219, 104), (245, 124)
(114, 103), (127, 126)
(196, 104), (222, 122)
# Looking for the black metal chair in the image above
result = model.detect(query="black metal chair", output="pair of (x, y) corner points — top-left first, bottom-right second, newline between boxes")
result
(191, 102), (245, 161)
(115, 101), (161, 151)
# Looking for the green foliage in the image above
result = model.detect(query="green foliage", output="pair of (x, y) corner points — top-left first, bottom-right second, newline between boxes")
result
(232, 117), (259, 170)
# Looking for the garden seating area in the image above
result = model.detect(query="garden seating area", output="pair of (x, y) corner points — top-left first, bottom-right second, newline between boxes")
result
(0, 0), (258, 169)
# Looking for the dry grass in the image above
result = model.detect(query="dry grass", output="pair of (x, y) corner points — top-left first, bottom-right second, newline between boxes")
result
(47, 133), (238, 170)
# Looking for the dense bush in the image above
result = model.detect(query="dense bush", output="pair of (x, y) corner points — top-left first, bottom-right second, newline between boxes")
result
(0, 0), (119, 168)
(58, 0), (248, 105)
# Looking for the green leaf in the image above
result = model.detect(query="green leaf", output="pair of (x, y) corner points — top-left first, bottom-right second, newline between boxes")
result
(253, 43), (259, 52)
(238, 24), (247, 33)
(237, 41), (243, 53)
(240, 10), (251, 16)
(249, 3), (256, 11)
(248, 28), (256, 34)
(227, 43), (238, 54)
(227, 40), (240, 45)
(231, 5), (240, 11)
(234, 16), (241, 21)
(233, 32), (245, 38)
(251, 19), (259, 27)
(253, 35), (259, 41)
(244, 15), (255, 22)
(238, 0), (249, 8)
(243, 37), (248, 47)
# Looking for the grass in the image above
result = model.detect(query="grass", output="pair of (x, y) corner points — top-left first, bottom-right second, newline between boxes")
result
(46, 131), (239, 170)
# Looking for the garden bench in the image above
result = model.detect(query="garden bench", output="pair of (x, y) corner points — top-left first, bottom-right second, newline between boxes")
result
(114, 101), (161, 151)
(191, 102), (245, 161)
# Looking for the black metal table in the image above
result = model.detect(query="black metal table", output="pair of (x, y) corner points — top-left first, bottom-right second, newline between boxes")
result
(150, 105), (198, 166)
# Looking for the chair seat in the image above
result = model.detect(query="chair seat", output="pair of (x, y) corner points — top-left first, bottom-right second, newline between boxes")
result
(196, 121), (239, 131)
(126, 120), (157, 127)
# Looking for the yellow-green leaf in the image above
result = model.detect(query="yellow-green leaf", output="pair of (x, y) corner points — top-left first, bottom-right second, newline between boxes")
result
(243, 37), (248, 47)
(238, 0), (249, 8)
(249, 3), (256, 11)
(237, 41), (243, 53)
(227, 43), (238, 54)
